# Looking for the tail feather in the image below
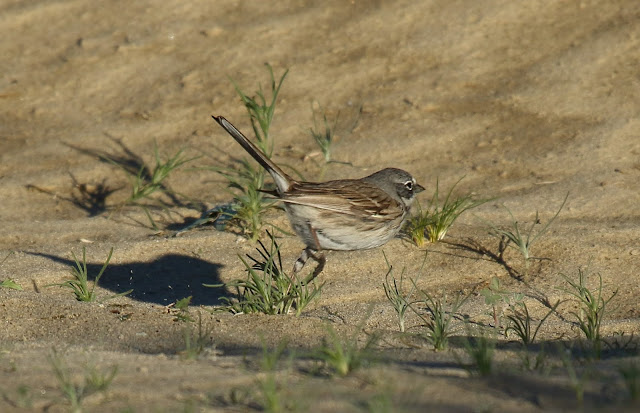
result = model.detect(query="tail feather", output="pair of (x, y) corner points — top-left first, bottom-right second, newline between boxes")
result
(212, 116), (292, 193)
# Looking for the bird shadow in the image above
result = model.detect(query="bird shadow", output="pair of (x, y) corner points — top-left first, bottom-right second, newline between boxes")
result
(30, 251), (228, 306)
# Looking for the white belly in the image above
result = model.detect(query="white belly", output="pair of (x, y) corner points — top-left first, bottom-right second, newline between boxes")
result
(284, 204), (402, 251)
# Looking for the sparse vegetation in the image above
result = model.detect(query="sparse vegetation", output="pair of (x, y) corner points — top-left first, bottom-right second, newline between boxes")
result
(504, 299), (559, 373)
(412, 287), (469, 351)
(480, 276), (523, 329)
(308, 102), (338, 164)
(47, 247), (131, 302)
(216, 339), (295, 413)
(381, 252), (425, 332)
(619, 361), (640, 401)
(214, 158), (281, 241)
(561, 350), (590, 406)
(1, 385), (33, 409)
(561, 267), (618, 359)
(171, 296), (216, 360)
(0, 279), (22, 290)
(208, 231), (324, 315)
(519, 346), (551, 373)
(0, 252), (21, 290)
(180, 311), (215, 360)
(121, 144), (194, 206)
(106, 142), (197, 229)
(405, 177), (488, 246)
(505, 299), (560, 347)
(257, 340), (294, 413)
(364, 391), (393, 413)
(315, 322), (378, 377)
(172, 295), (195, 322)
(484, 192), (569, 269)
(461, 326), (496, 376)
(232, 65), (288, 151)
(48, 348), (118, 413)
(214, 64), (289, 241)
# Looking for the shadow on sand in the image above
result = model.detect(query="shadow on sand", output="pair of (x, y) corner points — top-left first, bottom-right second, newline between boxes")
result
(31, 252), (226, 306)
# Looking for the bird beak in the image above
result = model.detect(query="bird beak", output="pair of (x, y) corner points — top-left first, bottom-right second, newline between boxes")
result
(414, 183), (425, 194)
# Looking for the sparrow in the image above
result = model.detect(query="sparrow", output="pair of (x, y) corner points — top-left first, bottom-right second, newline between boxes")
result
(213, 115), (424, 278)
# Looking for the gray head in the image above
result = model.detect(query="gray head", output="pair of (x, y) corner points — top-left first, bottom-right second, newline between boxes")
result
(363, 168), (425, 208)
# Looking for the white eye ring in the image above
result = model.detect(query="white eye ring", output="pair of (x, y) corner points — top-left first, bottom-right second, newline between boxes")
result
(404, 181), (413, 191)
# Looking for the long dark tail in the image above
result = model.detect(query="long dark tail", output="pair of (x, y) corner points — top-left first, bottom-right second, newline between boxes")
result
(212, 116), (292, 193)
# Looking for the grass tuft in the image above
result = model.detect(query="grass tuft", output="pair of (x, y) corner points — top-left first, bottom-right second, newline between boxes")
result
(231, 64), (288, 153)
(47, 247), (131, 302)
(381, 252), (425, 332)
(315, 322), (378, 377)
(123, 144), (194, 205)
(308, 102), (339, 164)
(211, 64), (289, 241)
(214, 159), (281, 241)
(619, 361), (640, 401)
(405, 177), (489, 246)
(257, 339), (294, 413)
(48, 348), (118, 413)
(561, 349), (590, 406)
(0, 279), (22, 290)
(170, 296), (216, 360)
(484, 192), (568, 269)
(180, 311), (215, 360)
(505, 300), (560, 347)
(171, 296), (195, 322)
(561, 266), (618, 359)
(106, 142), (197, 229)
(461, 326), (496, 376)
(208, 231), (323, 315)
(411, 287), (469, 351)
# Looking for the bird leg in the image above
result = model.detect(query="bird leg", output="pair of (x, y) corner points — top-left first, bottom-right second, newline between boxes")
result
(292, 226), (326, 282)
(293, 247), (326, 283)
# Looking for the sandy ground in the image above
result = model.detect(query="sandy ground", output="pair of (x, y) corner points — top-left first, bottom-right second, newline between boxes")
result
(1, 0), (640, 411)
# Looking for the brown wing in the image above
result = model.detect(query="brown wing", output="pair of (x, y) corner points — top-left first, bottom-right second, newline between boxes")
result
(281, 179), (404, 220)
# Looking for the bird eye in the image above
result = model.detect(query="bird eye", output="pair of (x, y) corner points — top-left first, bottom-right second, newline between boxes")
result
(404, 181), (413, 191)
